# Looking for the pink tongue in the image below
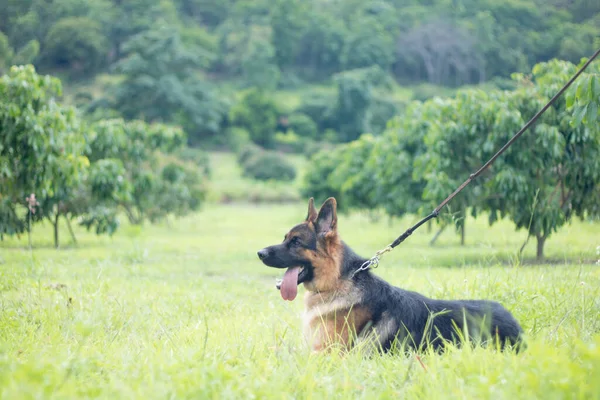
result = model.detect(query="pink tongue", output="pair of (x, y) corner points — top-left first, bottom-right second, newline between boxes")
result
(280, 267), (301, 301)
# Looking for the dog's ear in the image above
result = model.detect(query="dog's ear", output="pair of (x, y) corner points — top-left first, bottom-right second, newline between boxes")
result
(306, 197), (318, 223)
(315, 197), (337, 236)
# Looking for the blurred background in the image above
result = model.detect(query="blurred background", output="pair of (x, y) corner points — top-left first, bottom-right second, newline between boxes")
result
(1, 2), (600, 397)
(1, 0), (599, 261)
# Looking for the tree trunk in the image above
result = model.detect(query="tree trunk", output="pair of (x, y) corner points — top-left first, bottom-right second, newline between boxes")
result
(53, 212), (60, 249)
(65, 216), (78, 245)
(536, 234), (546, 260)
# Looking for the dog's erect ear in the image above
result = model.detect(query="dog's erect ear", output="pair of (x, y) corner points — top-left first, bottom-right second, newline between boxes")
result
(315, 197), (337, 236)
(306, 197), (318, 223)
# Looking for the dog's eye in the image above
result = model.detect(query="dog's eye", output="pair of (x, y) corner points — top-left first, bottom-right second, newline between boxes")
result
(290, 237), (300, 246)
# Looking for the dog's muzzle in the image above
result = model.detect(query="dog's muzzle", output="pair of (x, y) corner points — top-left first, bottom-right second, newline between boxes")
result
(257, 248), (270, 260)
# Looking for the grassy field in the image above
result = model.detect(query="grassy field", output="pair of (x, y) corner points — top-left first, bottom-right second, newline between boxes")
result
(207, 152), (307, 204)
(1, 200), (599, 399)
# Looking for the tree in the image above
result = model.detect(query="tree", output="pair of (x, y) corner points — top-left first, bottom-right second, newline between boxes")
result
(112, 24), (225, 143)
(294, 10), (347, 79)
(329, 134), (379, 211)
(414, 90), (508, 245)
(342, 15), (396, 72)
(86, 118), (205, 226)
(365, 101), (438, 220)
(301, 147), (345, 210)
(288, 113), (318, 139)
(330, 66), (390, 142)
(43, 17), (109, 75)
(106, 0), (165, 60)
(217, 23), (280, 89)
(270, 0), (308, 69)
(229, 88), (279, 147)
(397, 19), (484, 86)
(173, 0), (233, 28)
(484, 60), (600, 259)
(302, 134), (378, 213)
(0, 32), (39, 75)
(0, 65), (88, 247)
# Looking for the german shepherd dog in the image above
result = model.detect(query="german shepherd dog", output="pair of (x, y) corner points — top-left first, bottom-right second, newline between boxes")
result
(257, 198), (524, 353)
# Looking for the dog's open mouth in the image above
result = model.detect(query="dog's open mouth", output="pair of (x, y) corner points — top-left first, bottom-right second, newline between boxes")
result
(275, 267), (310, 301)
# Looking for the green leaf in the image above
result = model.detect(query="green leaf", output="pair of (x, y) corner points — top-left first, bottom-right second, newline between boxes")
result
(565, 91), (575, 109)
(585, 101), (598, 125)
(593, 75), (600, 99)
(576, 77), (586, 100)
(573, 104), (588, 127)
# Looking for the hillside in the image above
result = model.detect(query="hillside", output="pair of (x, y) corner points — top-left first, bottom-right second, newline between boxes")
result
(1, 0), (599, 148)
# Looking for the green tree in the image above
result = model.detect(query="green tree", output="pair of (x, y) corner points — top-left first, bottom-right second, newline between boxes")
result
(218, 23), (280, 89)
(484, 60), (600, 259)
(0, 65), (88, 246)
(0, 32), (39, 74)
(43, 17), (109, 75)
(414, 90), (507, 245)
(112, 25), (225, 143)
(331, 66), (391, 142)
(367, 101), (438, 220)
(174, 0), (232, 28)
(106, 0), (164, 60)
(341, 16), (395, 72)
(302, 134), (378, 212)
(301, 148), (345, 210)
(270, 0), (308, 69)
(229, 89), (278, 147)
(294, 10), (347, 79)
(288, 113), (318, 139)
(86, 118), (205, 226)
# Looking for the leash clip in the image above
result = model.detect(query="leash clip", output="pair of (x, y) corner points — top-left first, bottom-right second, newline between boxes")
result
(350, 245), (392, 278)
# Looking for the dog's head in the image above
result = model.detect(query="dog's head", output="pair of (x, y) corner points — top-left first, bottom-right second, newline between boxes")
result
(257, 197), (343, 300)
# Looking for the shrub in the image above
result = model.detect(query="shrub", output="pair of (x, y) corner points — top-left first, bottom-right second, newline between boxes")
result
(229, 89), (278, 148)
(237, 143), (263, 165)
(177, 147), (211, 177)
(296, 92), (336, 132)
(223, 127), (251, 152)
(288, 113), (318, 139)
(303, 140), (336, 158)
(301, 148), (344, 207)
(242, 151), (297, 182)
(273, 131), (307, 153)
(368, 96), (401, 133)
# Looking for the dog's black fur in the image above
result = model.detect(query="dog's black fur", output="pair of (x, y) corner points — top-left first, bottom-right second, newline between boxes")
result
(344, 244), (523, 352)
(258, 197), (524, 353)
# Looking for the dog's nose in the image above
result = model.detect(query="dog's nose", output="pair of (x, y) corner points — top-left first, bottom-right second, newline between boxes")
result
(257, 249), (269, 260)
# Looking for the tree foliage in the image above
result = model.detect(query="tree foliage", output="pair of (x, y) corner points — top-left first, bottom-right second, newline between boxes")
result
(0, 65), (87, 244)
(229, 89), (279, 148)
(0, 66), (209, 246)
(86, 119), (205, 226)
(304, 60), (600, 258)
(43, 17), (108, 75)
(1, 0), (598, 146)
(112, 25), (225, 144)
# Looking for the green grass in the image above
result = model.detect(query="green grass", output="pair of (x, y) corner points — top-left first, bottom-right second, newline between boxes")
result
(1, 202), (599, 399)
(207, 152), (307, 204)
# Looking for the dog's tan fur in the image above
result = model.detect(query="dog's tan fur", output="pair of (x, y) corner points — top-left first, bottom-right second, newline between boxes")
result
(298, 198), (374, 351)
(303, 287), (372, 351)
